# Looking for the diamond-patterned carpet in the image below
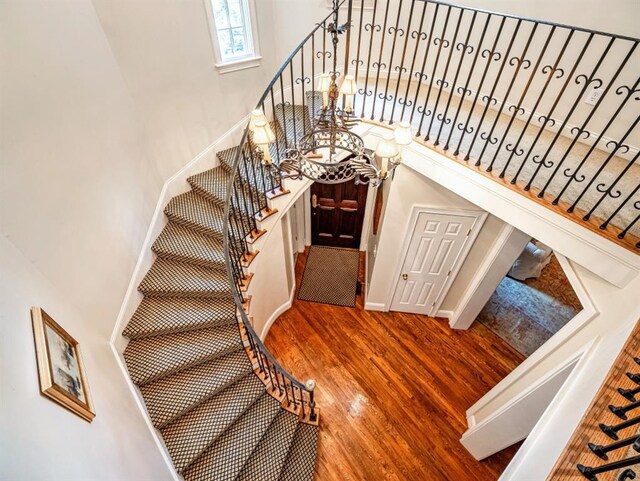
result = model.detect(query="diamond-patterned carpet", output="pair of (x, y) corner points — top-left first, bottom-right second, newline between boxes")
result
(298, 246), (360, 307)
(121, 116), (319, 479)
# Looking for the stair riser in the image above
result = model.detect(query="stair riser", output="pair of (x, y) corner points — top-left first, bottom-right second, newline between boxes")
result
(128, 344), (241, 387)
(138, 289), (232, 299)
(151, 247), (227, 271)
(123, 318), (237, 341)
(189, 179), (267, 214)
(164, 213), (224, 240)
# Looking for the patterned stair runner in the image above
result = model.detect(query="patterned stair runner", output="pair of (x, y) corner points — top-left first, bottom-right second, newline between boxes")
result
(120, 116), (319, 480)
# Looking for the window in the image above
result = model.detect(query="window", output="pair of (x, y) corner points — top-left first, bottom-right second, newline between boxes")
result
(207, 0), (260, 73)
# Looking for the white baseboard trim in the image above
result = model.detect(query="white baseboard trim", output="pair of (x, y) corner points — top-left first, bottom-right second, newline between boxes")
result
(364, 301), (387, 311)
(436, 309), (454, 319)
(109, 342), (181, 480)
(260, 283), (295, 341)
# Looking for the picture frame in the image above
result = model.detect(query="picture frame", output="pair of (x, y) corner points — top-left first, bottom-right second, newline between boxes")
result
(31, 307), (95, 422)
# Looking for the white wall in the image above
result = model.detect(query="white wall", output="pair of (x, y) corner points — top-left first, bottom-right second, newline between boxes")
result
(0, 236), (175, 481)
(0, 1), (279, 477)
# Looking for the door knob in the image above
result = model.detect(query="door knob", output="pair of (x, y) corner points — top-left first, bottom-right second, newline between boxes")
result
(311, 194), (318, 208)
(402, 273), (408, 280)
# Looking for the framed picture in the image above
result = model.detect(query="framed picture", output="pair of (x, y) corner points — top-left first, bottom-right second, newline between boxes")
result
(31, 307), (95, 422)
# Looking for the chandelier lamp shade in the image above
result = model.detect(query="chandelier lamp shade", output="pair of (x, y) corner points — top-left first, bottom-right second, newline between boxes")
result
(246, 0), (409, 186)
(251, 119), (276, 164)
(249, 109), (269, 131)
(339, 74), (358, 113)
(394, 121), (413, 149)
(318, 73), (332, 108)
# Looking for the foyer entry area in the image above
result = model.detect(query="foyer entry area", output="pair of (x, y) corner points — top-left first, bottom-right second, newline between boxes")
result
(265, 248), (525, 481)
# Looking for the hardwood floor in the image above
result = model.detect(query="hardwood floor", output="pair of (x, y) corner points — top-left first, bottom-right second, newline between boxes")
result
(264, 249), (525, 481)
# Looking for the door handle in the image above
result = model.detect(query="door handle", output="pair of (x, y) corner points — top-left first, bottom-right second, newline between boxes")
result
(311, 194), (318, 208)
(402, 273), (408, 280)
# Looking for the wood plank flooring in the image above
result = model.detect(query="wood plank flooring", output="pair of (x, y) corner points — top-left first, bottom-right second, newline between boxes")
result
(264, 249), (525, 481)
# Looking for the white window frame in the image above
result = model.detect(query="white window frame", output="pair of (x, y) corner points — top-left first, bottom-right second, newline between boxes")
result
(204, 0), (262, 74)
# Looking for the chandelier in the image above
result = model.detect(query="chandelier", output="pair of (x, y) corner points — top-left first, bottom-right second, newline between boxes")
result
(247, 0), (412, 186)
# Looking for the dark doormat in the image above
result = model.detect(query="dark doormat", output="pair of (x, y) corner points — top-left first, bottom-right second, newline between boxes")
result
(298, 246), (360, 307)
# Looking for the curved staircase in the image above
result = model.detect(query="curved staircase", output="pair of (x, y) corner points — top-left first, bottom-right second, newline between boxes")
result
(121, 114), (319, 480)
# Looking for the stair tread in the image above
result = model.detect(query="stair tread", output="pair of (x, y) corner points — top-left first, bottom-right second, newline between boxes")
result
(162, 373), (265, 473)
(138, 258), (230, 298)
(138, 349), (252, 427)
(123, 324), (241, 385)
(278, 422), (320, 481)
(124, 297), (236, 340)
(236, 409), (300, 481)
(152, 222), (226, 269)
(182, 392), (282, 481)
(188, 167), (265, 214)
(165, 191), (225, 238)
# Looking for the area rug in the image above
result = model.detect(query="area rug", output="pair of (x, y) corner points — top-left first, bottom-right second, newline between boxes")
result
(297, 246), (360, 307)
(477, 254), (582, 357)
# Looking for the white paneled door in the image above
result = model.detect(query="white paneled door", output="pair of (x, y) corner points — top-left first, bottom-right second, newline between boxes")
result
(390, 211), (480, 316)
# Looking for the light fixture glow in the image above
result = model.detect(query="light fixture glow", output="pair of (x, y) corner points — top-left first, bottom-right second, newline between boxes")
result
(252, 120), (275, 164)
(249, 109), (268, 131)
(394, 121), (413, 147)
(318, 73), (332, 107)
(339, 74), (358, 113)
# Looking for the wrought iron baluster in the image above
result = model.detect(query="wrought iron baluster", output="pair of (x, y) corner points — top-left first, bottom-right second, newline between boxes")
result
(343, 0), (353, 80)
(520, 35), (610, 188)
(435, 9), (477, 146)
(502, 27), (573, 179)
(417, 4), (453, 138)
(360, 0), (380, 118)
(466, 18), (523, 164)
(389, 0), (416, 123)
(278, 73), (289, 146)
(538, 41), (639, 198)
(619, 384), (640, 402)
(371, 0), (392, 120)
(351, 0), (366, 115)
(573, 119), (640, 217)
(409, 2), (440, 125)
(312, 31), (317, 122)
(445, 12), (491, 152)
(270, 87), (282, 163)
(578, 455), (640, 481)
(454, 15), (506, 157)
(289, 63), (298, 144)
(379, 0), (406, 122)
(480, 22), (537, 169)
(618, 212), (640, 246)
(553, 77), (640, 207)
(399, 0), (428, 121)
(428, 6), (464, 144)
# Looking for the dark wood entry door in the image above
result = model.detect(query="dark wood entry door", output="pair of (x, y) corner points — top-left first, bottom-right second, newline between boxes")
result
(310, 180), (368, 248)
